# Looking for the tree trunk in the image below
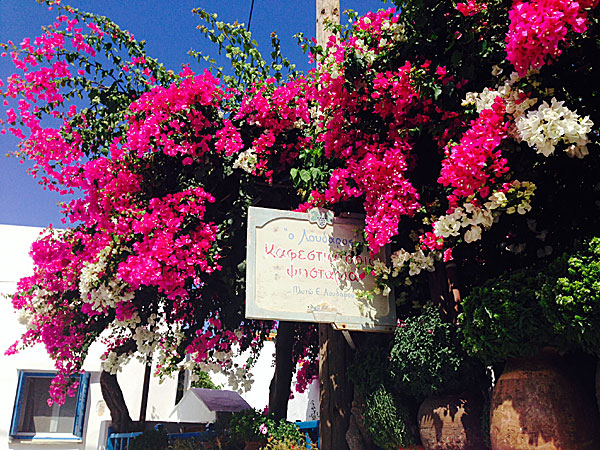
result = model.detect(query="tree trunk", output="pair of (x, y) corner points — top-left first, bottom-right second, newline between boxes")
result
(428, 261), (461, 323)
(268, 320), (295, 420)
(100, 370), (134, 432)
(319, 324), (353, 450)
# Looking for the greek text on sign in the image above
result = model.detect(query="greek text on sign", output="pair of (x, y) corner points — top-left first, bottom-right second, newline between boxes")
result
(245, 206), (396, 332)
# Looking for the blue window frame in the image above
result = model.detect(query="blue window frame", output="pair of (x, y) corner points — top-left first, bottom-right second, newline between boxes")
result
(9, 371), (90, 442)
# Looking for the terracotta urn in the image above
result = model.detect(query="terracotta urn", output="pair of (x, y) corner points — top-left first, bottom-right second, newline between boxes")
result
(490, 349), (600, 450)
(418, 392), (486, 450)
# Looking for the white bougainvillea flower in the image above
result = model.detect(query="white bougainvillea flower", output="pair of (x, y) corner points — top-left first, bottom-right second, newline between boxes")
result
(516, 98), (593, 157)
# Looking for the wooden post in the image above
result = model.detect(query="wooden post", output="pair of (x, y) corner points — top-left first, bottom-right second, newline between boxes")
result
(139, 355), (152, 424)
(316, 0), (341, 49)
(319, 324), (353, 449)
(316, 5), (350, 448)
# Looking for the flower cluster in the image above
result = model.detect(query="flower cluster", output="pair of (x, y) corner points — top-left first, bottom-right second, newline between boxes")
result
(301, 24), (455, 254)
(0, 13), (243, 402)
(126, 70), (234, 161)
(456, 0), (488, 16)
(439, 97), (509, 207)
(506, 0), (597, 76)
(391, 247), (436, 278)
(233, 76), (312, 181)
(462, 71), (537, 120)
(516, 98), (594, 157)
(119, 187), (219, 300)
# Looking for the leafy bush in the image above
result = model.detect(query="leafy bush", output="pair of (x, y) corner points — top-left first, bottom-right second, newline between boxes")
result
(267, 421), (305, 445)
(228, 408), (305, 447)
(263, 435), (317, 450)
(363, 384), (416, 450)
(347, 337), (391, 396)
(190, 370), (222, 390)
(539, 237), (600, 355)
(462, 237), (600, 363)
(168, 435), (235, 450)
(347, 335), (418, 448)
(228, 408), (268, 444)
(390, 307), (487, 399)
(460, 267), (555, 363)
(129, 427), (169, 450)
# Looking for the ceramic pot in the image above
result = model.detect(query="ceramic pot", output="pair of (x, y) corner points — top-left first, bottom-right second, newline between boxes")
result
(490, 349), (600, 450)
(418, 392), (486, 450)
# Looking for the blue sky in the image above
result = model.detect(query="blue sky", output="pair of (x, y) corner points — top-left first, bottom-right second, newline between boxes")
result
(0, 0), (386, 227)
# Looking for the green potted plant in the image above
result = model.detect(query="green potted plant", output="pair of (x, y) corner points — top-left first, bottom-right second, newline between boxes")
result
(461, 239), (600, 450)
(348, 337), (419, 450)
(228, 408), (306, 450)
(390, 307), (489, 450)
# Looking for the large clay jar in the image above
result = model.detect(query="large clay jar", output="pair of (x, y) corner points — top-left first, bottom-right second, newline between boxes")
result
(490, 349), (600, 450)
(418, 392), (486, 450)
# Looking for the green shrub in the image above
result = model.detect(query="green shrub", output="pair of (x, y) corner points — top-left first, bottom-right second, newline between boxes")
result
(363, 384), (416, 450)
(540, 237), (600, 355)
(263, 434), (317, 450)
(228, 408), (267, 444)
(347, 337), (390, 396)
(390, 307), (486, 399)
(168, 435), (235, 450)
(190, 370), (222, 390)
(460, 267), (555, 364)
(462, 237), (600, 363)
(267, 420), (305, 445)
(129, 427), (169, 450)
(228, 408), (305, 447)
(347, 336), (418, 448)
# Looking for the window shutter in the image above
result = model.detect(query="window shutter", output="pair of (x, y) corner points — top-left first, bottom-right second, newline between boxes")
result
(9, 371), (28, 437)
(73, 372), (90, 438)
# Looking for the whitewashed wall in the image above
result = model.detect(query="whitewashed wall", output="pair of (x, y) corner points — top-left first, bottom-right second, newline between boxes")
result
(0, 224), (317, 450)
(210, 341), (320, 422)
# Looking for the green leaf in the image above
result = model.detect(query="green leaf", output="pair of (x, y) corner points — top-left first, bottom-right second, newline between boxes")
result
(300, 169), (311, 183)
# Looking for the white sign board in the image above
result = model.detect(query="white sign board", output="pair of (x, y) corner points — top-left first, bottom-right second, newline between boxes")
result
(245, 206), (396, 332)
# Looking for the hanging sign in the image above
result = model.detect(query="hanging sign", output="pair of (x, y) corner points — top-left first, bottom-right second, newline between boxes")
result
(245, 206), (395, 332)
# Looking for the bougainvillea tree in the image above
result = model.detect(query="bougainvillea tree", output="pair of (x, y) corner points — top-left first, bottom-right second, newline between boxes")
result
(1, 2), (304, 429)
(2, 0), (599, 439)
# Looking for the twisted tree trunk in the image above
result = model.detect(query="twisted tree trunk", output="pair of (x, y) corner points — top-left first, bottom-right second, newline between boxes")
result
(100, 370), (134, 432)
(99, 339), (136, 432)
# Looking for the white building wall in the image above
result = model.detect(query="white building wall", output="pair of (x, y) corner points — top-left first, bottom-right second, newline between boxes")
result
(0, 224), (317, 450)
(0, 225), (137, 450)
(209, 340), (319, 422)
